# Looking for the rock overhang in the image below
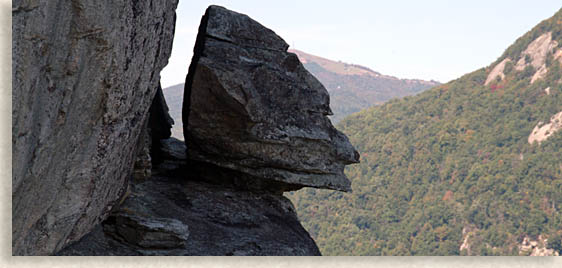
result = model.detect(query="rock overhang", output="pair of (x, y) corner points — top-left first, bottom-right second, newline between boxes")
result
(182, 5), (359, 192)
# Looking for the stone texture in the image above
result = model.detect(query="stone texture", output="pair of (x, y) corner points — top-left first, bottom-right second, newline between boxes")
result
(12, 0), (178, 255)
(57, 138), (321, 256)
(105, 213), (189, 250)
(133, 118), (152, 182)
(183, 6), (359, 192)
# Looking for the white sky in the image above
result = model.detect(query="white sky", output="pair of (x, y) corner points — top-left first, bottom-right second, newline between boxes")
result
(160, 0), (561, 88)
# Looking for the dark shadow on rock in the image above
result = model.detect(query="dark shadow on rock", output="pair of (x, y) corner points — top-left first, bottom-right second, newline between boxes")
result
(58, 137), (321, 256)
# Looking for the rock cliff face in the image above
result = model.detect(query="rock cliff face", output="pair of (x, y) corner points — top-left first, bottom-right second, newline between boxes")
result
(13, 4), (358, 256)
(12, 0), (178, 255)
(183, 6), (359, 192)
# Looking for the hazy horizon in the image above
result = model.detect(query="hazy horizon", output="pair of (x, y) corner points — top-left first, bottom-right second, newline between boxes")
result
(160, 1), (561, 88)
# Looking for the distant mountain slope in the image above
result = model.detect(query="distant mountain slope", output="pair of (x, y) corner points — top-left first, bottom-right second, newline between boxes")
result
(163, 50), (439, 139)
(288, 9), (562, 256)
(162, 83), (184, 139)
(290, 49), (440, 123)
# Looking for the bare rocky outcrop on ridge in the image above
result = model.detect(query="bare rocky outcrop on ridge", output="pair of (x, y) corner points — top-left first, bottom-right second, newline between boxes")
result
(519, 235), (560, 256)
(458, 225), (481, 255)
(528, 111), (562, 145)
(486, 32), (562, 85)
(515, 32), (558, 72)
(513, 32), (561, 84)
(485, 58), (511, 85)
(530, 64), (550, 84)
(12, 0), (179, 255)
(182, 6), (360, 192)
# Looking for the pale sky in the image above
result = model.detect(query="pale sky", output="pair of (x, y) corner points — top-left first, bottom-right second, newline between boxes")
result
(160, 0), (561, 88)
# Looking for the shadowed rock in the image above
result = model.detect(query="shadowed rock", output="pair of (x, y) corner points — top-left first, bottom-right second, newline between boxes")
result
(58, 138), (321, 256)
(12, 0), (178, 255)
(132, 84), (175, 182)
(183, 5), (359, 192)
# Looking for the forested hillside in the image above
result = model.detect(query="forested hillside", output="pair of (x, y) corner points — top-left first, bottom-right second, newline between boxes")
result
(287, 9), (562, 256)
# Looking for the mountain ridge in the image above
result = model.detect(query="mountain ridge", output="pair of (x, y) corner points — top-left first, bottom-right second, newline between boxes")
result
(289, 48), (439, 85)
(289, 48), (440, 123)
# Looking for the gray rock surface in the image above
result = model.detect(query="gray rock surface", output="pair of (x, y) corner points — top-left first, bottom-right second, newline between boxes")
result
(183, 6), (360, 192)
(12, 0), (178, 255)
(58, 138), (321, 256)
(132, 118), (152, 182)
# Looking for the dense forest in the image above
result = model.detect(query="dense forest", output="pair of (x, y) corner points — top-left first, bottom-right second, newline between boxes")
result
(287, 9), (562, 255)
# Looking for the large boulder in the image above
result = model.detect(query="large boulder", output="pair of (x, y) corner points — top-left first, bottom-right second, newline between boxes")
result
(183, 6), (359, 192)
(12, 0), (178, 255)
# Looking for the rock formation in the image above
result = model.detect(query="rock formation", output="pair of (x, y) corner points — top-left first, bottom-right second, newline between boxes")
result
(14, 3), (358, 256)
(12, 0), (178, 255)
(182, 6), (359, 192)
(484, 58), (511, 86)
(514, 32), (562, 84)
(528, 110), (562, 145)
(486, 31), (562, 85)
(58, 138), (321, 256)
